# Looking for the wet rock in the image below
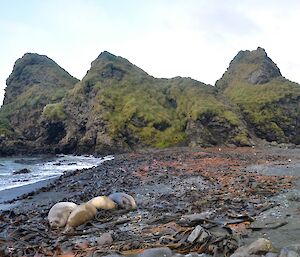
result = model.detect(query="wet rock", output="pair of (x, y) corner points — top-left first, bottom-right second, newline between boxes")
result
(96, 232), (113, 246)
(231, 238), (276, 257)
(287, 251), (300, 257)
(279, 248), (289, 257)
(286, 245), (300, 254)
(279, 249), (300, 257)
(13, 168), (31, 175)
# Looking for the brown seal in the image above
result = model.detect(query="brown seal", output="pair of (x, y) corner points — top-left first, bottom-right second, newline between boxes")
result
(65, 202), (97, 231)
(47, 202), (77, 228)
(108, 192), (137, 210)
(87, 196), (117, 210)
(64, 196), (117, 231)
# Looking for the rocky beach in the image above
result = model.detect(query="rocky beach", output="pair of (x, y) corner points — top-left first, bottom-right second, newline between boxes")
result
(0, 146), (299, 256)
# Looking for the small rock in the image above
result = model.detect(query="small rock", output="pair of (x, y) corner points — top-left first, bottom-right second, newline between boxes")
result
(287, 251), (300, 257)
(265, 253), (278, 257)
(279, 248), (289, 257)
(286, 244), (300, 254)
(247, 238), (276, 254)
(137, 247), (173, 257)
(96, 232), (113, 246)
(197, 229), (209, 243)
(187, 225), (205, 243)
(231, 238), (276, 257)
(13, 168), (31, 175)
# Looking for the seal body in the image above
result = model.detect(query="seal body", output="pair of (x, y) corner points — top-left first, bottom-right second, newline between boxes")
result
(108, 192), (137, 210)
(48, 202), (77, 228)
(65, 202), (97, 230)
(87, 196), (117, 210)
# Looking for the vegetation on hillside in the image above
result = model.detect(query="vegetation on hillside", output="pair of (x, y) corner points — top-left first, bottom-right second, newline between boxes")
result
(65, 52), (247, 149)
(216, 47), (300, 143)
(1, 48), (300, 154)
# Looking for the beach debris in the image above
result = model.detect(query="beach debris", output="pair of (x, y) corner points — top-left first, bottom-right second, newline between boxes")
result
(0, 147), (297, 256)
(108, 192), (137, 210)
(48, 202), (77, 228)
(12, 168), (32, 175)
(178, 212), (215, 227)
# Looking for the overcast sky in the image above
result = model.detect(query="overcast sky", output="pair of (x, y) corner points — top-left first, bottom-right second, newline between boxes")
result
(1, 0), (300, 105)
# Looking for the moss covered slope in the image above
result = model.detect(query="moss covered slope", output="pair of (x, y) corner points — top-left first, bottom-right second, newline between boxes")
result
(61, 51), (246, 154)
(216, 47), (300, 143)
(0, 53), (78, 141)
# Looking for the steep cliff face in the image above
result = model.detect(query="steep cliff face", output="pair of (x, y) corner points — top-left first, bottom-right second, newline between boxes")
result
(53, 51), (247, 154)
(216, 47), (300, 143)
(0, 53), (78, 154)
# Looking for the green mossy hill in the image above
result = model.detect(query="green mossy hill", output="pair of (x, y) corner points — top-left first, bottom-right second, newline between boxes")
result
(62, 51), (247, 154)
(0, 53), (78, 139)
(216, 47), (300, 143)
(2, 48), (300, 155)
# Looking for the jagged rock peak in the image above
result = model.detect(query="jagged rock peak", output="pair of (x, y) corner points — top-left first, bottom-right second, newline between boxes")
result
(86, 51), (148, 81)
(97, 51), (118, 61)
(230, 47), (282, 84)
(3, 52), (78, 105)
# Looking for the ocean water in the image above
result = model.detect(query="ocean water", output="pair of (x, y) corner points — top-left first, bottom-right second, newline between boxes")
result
(0, 154), (114, 191)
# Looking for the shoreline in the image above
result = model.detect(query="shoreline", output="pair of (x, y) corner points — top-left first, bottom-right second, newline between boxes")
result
(0, 177), (57, 211)
(1, 146), (300, 256)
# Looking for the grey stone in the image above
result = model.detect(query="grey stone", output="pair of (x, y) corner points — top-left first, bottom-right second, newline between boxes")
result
(137, 247), (173, 257)
(96, 232), (113, 246)
(187, 225), (205, 243)
(287, 245), (300, 254)
(287, 251), (300, 257)
(279, 248), (289, 257)
(265, 253), (278, 257)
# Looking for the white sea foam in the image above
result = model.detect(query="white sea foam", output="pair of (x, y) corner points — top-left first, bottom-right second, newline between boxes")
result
(0, 155), (114, 191)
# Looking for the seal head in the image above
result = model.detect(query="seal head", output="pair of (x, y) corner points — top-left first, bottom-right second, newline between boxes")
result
(108, 192), (137, 210)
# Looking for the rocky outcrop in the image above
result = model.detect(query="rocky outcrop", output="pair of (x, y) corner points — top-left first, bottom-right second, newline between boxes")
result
(0, 53), (78, 153)
(216, 47), (300, 144)
(1, 48), (300, 155)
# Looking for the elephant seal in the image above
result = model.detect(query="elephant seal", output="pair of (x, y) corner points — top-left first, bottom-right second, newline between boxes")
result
(108, 192), (137, 210)
(48, 202), (77, 228)
(87, 196), (117, 210)
(65, 202), (97, 231)
(64, 196), (117, 231)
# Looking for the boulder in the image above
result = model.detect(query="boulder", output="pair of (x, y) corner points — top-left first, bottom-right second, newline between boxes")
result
(13, 168), (31, 175)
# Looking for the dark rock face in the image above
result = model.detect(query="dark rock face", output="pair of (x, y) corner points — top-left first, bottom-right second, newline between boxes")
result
(217, 47), (282, 88)
(247, 48), (281, 84)
(248, 65), (281, 84)
(186, 114), (237, 146)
